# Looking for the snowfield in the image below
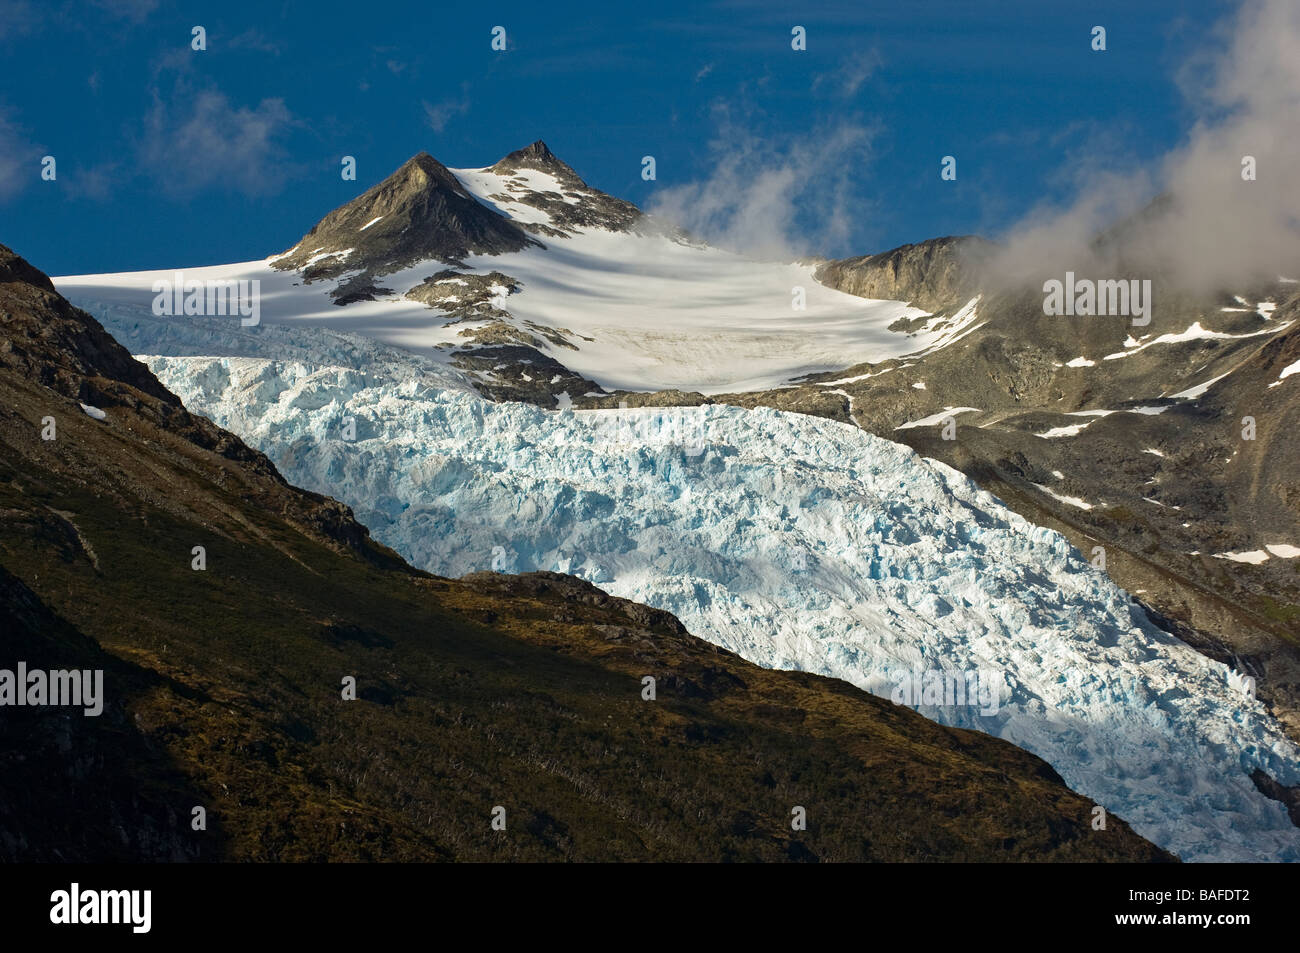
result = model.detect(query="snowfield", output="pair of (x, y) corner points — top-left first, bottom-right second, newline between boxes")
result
(135, 351), (1300, 862)
(53, 240), (957, 394)
(435, 229), (961, 393)
(52, 161), (986, 396)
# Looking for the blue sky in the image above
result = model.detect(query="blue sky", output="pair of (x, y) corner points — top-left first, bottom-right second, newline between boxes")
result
(0, 0), (1235, 274)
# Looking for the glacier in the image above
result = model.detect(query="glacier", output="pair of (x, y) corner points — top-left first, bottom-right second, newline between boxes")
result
(121, 345), (1300, 863)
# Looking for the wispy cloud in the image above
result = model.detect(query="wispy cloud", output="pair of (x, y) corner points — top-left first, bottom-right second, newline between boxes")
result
(139, 89), (294, 197)
(423, 87), (471, 133)
(647, 104), (876, 259)
(62, 160), (122, 201)
(994, 0), (1300, 291)
(0, 106), (43, 201)
(88, 0), (157, 22)
(229, 29), (282, 55)
(0, 0), (39, 44)
(814, 48), (882, 98)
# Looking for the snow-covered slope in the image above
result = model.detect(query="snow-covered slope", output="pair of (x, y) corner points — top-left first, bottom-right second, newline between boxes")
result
(142, 353), (1300, 862)
(54, 239), (972, 394)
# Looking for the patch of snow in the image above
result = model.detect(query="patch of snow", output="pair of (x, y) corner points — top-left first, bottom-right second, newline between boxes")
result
(1036, 422), (1094, 438)
(1103, 321), (1289, 360)
(1170, 373), (1230, 400)
(1214, 551), (1270, 565)
(818, 368), (892, 387)
(1032, 483), (1093, 510)
(304, 248), (355, 267)
(265, 244), (300, 264)
(358, 216), (385, 232)
(79, 403), (107, 421)
(894, 407), (980, 430)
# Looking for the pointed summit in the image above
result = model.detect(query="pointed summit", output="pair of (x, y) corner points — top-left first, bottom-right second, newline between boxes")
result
(270, 151), (539, 282)
(483, 140), (644, 236)
(490, 139), (583, 184)
(517, 139), (557, 161)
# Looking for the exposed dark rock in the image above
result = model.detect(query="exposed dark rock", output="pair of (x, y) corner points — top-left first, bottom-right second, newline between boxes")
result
(1250, 769), (1300, 828)
(487, 139), (645, 235)
(270, 152), (540, 280)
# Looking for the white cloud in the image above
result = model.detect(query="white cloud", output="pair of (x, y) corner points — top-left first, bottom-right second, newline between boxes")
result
(422, 89), (470, 133)
(89, 0), (158, 22)
(0, 107), (43, 201)
(140, 89), (294, 196)
(994, 0), (1300, 292)
(647, 108), (875, 260)
(814, 49), (882, 98)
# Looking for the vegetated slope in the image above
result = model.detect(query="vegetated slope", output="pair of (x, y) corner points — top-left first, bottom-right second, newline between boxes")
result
(0, 244), (1170, 862)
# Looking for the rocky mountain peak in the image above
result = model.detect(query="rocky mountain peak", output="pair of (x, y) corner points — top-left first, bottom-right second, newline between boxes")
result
(483, 140), (646, 238)
(517, 139), (557, 161)
(269, 151), (540, 283)
(395, 150), (468, 192)
(491, 139), (574, 177)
